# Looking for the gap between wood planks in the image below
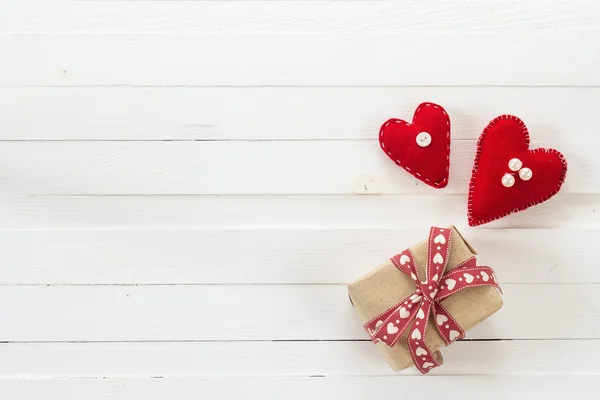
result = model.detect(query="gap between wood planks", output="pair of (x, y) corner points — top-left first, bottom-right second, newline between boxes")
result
(4, 85), (600, 88)
(0, 338), (593, 344)
(0, 283), (597, 286)
(0, 138), (468, 142)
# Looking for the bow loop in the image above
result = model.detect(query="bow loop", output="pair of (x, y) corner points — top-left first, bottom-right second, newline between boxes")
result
(365, 227), (501, 374)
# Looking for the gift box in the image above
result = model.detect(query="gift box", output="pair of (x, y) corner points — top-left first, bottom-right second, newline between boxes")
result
(348, 226), (503, 373)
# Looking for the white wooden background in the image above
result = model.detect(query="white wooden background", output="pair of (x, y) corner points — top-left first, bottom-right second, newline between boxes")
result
(1, 0), (600, 398)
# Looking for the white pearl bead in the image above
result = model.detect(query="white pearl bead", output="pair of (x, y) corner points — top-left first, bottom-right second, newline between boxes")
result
(508, 158), (523, 172)
(502, 173), (515, 187)
(519, 167), (533, 181)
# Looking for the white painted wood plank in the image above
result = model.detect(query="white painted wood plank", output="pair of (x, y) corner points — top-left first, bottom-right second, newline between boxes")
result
(1, 34), (599, 86)
(0, 141), (592, 194)
(4, 1), (600, 34)
(1, 195), (597, 229)
(0, 376), (596, 399)
(0, 228), (595, 284)
(0, 285), (596, 341)
(2, 86), (598, 140)
(4, 0), (596, 390)
(0, 341), (598, 376)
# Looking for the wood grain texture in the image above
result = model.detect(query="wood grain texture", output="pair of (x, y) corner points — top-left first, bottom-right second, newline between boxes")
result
(2, 34), (599, 86)
(4, 1), (600, 34)
(2, 87), (598, 140)
(0, 285), (597, 341)
(1, 195), (597, 229)
(0, 141), (592, 194)
(0, 228), (595, 284)
(0, 376), (596, 399)
(0, 341), (598, 376)
(1, 0), (599, 392)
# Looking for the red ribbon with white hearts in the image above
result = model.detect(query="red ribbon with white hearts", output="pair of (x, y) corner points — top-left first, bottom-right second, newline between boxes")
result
(364, 227), (502, 374)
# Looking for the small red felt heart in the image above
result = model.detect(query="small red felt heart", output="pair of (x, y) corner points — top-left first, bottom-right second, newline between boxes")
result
(468, 115), (568, 226)
(379, 102), (450, 188)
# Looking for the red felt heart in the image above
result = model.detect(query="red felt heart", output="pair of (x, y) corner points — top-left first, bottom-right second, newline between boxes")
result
(468, 115), (567, 226)
(379, 102), (450, 188)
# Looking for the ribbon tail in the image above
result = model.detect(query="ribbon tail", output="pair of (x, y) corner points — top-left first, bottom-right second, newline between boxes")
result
(365, 292), (422, 347)
(372, 300), (420, 347)
(432, 264), (500, 346)
(433, 302), (464, 345)
(406, 303), (442, 374)
(364, 291), (417, 338)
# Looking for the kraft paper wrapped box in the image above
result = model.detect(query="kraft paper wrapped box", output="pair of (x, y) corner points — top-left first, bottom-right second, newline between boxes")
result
(348, 226), (503, 373)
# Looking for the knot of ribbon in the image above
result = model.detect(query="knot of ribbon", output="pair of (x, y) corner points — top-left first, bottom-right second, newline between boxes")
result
(364, 227), (501, 374)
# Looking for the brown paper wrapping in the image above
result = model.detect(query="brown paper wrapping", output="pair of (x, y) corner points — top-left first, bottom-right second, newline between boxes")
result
(348, 226), (503, 371)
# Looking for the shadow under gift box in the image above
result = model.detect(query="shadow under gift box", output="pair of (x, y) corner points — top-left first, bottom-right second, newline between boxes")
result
(348, 226), (503, 372)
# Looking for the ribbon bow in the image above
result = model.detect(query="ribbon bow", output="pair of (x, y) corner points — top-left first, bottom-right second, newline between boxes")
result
(364, 227), (501, 374)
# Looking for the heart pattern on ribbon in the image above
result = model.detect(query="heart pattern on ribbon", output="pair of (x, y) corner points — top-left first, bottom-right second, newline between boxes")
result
(379, 102), (451, 188)
(468, 115), (567, 226)
(363, 227), (502, 374)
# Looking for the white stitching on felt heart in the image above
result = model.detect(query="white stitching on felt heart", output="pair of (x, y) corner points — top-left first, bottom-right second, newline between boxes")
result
(467, 114), (568, 226)
(445, 279), (456, 290)
(379, 103), (450, 188)
(415, 347), (427, 356)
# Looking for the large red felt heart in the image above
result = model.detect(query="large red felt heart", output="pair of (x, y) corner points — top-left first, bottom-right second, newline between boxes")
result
(468, 115), (567, 226)
(379, 102), (450, 188)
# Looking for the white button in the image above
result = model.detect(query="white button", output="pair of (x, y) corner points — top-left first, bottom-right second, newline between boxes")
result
(416, 132), (432, 147)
